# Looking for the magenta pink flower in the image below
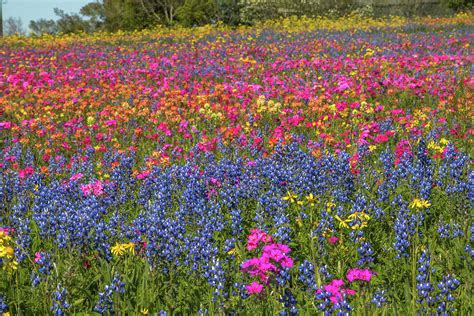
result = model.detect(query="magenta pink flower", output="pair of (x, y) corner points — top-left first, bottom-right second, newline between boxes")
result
(317, 279), (356, 304)
(246, 228), (273, 251)
(346, 268), (374, 282)
(328, 236), (340, 245)
(374, 133), (389, 143)
(136, 170), (151, 179)
(18, 166), (34, 179)
(246, 281), (264, 295)
(80, 180), (105, 197)
(34, 252), (42, 263)
(70, 173), (84, 181)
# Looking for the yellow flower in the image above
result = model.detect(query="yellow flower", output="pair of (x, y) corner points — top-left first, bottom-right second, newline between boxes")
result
(335, 215), (349, 229)
(124, 242), (135, 255)
(111, 242), (135, 256)
(347, 212), (371, 230)
(140, 308), (149, 315)
(409, 198), (431, 209)
(283, 191), (298, 204)
(111, 243), (125, 256)
(305, 193), (317, 206)
(439, 138), (449, 145)
(326, 202), (335, 212)
(86, 116), (95, 126)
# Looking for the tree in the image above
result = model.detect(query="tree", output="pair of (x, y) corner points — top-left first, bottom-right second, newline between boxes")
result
(177, 0), (216, 26)
(215, 0), (242, 26)
(442, 0), (474, 11)
(29, 19), (58, 36)
(3, 17), (26, 35)
(138, 0), (184, 25)
(80, 1), (106, 31)
(54, 8), (91, 33)
(103, 0), (155, 31)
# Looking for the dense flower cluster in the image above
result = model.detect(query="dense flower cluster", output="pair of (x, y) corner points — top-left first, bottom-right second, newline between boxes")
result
(242, 229), (293, 294)
(0, 14), (472, 315)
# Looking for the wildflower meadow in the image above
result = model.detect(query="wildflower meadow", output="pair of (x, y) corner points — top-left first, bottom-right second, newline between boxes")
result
(0, 14), (473, 315)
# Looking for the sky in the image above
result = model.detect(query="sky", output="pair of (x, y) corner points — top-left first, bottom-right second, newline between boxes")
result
(3, 0), (91, 30)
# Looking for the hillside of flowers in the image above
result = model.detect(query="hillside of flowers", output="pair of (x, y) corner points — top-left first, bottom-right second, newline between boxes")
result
(0, 15), (473, 315)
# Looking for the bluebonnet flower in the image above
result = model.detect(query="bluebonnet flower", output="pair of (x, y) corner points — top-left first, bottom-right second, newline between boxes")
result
(371, 289), (387, 307)
(51, 285), (70, 316)
(437, 223), (464, 239)
(279, 289), (298, 316)
(298, 260), (317, 291)
(93, 273), (125, 314)
(319, 265), (333, 281)
(393, 199), (416, 258)
(0, 295), (7, 314)
(417, 250), (435, 311)
(276, 268), (291, 286)
(356, 241), (374, 266)
(435, 275), (460, 315)
(465, 244), (474, 260)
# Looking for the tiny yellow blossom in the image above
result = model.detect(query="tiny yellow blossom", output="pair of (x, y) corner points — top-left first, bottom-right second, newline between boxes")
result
(305, 193), (317, 206)
(410, 198), (431, 209)
(283, 191), (298, 204)
(335, 215), (350, 229)
(111, 243), (125, 256)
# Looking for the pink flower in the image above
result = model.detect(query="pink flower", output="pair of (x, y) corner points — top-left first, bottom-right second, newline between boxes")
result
(246, 282), (264, 295)
(137, 170), (151, 179)
(374, 133), (389, 143)
(18, 166), (34, 179)
(346, 268), (374, 282)
(246, 228), (273, 251)
(0, 227), (14, 235)
(104, 120), (117, 127)
(328, 236), (340, 245)
(343, 288), (357, 296)
(70, 173), (84, 181)
(80, 180), (104, 197)
(34, 252), (42, 263)
(0, 121), (12, 129)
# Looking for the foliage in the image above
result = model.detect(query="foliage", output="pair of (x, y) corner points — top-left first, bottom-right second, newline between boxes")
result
(442, 0), (474, 11)
(29, 19), (59, 36)
(3, 17), (26, 36)
(177, 0), (217, 26)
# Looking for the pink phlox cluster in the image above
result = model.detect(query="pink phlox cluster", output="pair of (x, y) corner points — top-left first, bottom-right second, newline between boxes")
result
(245, 281), (264, 295)
(70, 173), (84, 182)
(18, 166), (34, 179)
(80, 180), (104, 197)
(0, 227), (15, 235)
(346, 268), (374, 282)
(242, 230), (294, 295)
(246, 228), (273, 251)
(317, 279), (357, 304)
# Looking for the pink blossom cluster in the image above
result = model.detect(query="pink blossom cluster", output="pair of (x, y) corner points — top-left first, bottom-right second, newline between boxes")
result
(18, 166), (34, 179)
(0, 227), (14, 235)
(242, 229), (293, 295)
(80, 180), (105, 197)
(346, 268), (374, 282)
(318, 279), (357, 304)
(246, 228), (273, 251)
(317, 268), (374, 304)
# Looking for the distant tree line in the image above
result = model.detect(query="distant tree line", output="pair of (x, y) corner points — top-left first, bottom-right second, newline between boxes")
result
(13, 0), (472, 36)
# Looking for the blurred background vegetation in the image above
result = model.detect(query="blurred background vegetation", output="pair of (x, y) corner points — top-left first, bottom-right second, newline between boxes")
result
(2, 0), (473, 36)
